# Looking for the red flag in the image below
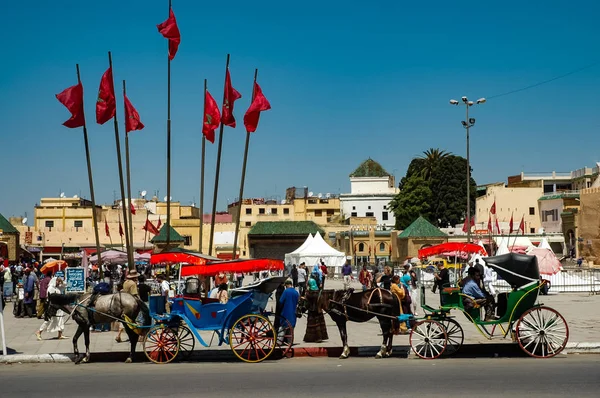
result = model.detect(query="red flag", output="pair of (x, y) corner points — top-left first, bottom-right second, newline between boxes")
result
(462, 218), (469, 233)
(243, 82), (271, 133)
(221, 69), (241, 127)
(202, 90), (221, 143)
(119, 221), (124, 237)
(142, 219), (160, 235)
(157, 217), (162, 230)
(519, 216), (525, 235)
(487, 215), (492, 233)
(495, 218), (501, 234)
(157, 9), (181, 61)
(509, 213), (514, 234)
(490, 200), (496, 215)
(124, 94), (144, 133)
(105, 220), (110, 237)
(56, 82), (85, 128)
(96, 67), (116, 125)
(130, 202), (136, 215)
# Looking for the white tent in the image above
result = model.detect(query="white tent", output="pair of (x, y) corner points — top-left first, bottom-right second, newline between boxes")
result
(284, 234), (313, 266)
(285, 233), (346, 275)
(538, 238), (553, 252)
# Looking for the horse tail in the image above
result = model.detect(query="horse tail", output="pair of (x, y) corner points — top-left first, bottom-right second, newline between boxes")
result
(136, 298), (152, 328)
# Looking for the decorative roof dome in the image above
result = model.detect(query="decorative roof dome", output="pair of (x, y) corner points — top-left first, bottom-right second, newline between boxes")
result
(349, 158), (390, 178)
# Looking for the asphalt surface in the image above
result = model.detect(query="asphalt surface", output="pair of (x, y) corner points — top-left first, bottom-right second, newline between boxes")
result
(2, 356), (599, 397)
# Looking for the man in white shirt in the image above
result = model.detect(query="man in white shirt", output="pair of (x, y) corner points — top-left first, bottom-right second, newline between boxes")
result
(297, 263), (307, 296)
(157, 274), (171, 313)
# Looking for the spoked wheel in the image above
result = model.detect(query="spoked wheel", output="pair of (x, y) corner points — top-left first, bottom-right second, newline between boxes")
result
(175, 324), (195, 360)
(516, 306), (569, 358)
(276, 318), (294, 358)
(229, 314), (275, 363)
(440, 318), (464, 356)
(143, 325), (180, 364)
(410, 320), (447, 359)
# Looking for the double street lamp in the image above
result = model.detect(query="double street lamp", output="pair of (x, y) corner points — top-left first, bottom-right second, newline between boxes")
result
(449, 96), (486, 243)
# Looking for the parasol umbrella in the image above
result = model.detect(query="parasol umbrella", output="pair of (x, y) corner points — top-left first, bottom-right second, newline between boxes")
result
(89, 249), (128, 265)
(526, 247), (562, 275)
(40, 260), (68, 273)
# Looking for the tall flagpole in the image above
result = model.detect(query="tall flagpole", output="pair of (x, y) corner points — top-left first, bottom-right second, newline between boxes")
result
(143, 212), (149, 250)
(199, 78), (207, 253)
(208, 53), (230, 256)
(123, 80), (135, 260)
(76, 64), (103, 265)
(232, 69), (258, 260)
(108, 51), (134, 270)
(165, 0), (173, 250)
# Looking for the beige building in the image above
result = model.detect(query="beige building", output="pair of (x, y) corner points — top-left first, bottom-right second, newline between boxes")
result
(567, 187), (600, 264)
(476, 182), (543, 234)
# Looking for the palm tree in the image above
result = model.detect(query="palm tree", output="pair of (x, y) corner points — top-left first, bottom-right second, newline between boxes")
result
(418, 148), (451, 181)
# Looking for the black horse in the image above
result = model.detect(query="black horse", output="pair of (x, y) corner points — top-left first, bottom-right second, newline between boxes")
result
(299, 288), (401, 359)
(49, 292), (151, 364)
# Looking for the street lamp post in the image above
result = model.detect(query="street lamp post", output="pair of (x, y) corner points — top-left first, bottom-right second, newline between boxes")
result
(449, 96), (486, 243)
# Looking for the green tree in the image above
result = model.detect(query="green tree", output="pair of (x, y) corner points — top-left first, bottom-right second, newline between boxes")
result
(391, 152), (476, 229)
(389, 174), (433, 230)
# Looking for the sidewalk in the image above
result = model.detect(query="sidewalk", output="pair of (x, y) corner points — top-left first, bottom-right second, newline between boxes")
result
(2, 278), (599, 361)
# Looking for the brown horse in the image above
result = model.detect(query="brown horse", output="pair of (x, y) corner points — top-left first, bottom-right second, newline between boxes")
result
(299, 288), (401, 359)
(49, 292), (151, 364)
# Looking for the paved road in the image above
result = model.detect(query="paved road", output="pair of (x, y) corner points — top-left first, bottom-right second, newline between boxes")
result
(2, 356), (599, 397)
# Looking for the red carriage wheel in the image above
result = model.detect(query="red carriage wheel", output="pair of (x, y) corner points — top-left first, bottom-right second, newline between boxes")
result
(143, 325), (180, 364)
(229, 314), (275, 363)
(276, 318), (294, 358)
(516, 306), (569, 358)
(409, 320), (447, 359)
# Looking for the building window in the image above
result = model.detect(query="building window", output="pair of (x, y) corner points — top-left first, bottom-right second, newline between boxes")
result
(74, 220), (83, 228)
(245, 208), (252, 215)
(383, 205), (387, 210)
(271, 208), (278, 215)
(368, 206), (371, 210)
(327, 209), (334, 216)
(259, 208), (265, 214)
(379, 242), (385, 252)
(283, 208), (289, 215)
(530, 228), (535, 234)
(529, 207), (535, 215)
(245, 221), (252, 227)
(351, 212), (357, 217)
(183, 236), (192, 246)
(45, 220), (54, 228)
(366, 212), (374, 217)
(358, 243), (365, 252)
(315, 210), (322, 217)
(382, 211), (388, 221)
(352, 206), (356, 210)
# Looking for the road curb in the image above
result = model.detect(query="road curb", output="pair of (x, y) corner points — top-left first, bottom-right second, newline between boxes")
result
(2, 342), (599, 364)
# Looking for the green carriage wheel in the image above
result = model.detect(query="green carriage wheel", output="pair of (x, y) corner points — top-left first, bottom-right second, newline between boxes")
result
(440, 318), (464, 356)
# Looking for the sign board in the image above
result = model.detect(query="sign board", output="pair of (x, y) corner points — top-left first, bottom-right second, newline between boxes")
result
(54, 271), (65, 279)
(66, 268), (86, 293)
(25, 232), (33, 245)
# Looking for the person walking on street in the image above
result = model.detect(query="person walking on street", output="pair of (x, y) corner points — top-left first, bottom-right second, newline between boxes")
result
(341, 260), (353, 290)
(157, 274), (171, 313)
(297, 263), (307, 296)
(279, 280), (300, 342)
(23, 268), (36, 317)
(37, 271), (53, 319)
(319, 260), (328, 289)
(291, 264), (298, 289)
(359, 264), (372, 291)
(36, 277), (68, 340)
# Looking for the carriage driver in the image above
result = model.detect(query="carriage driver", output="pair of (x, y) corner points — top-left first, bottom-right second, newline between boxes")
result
(462, 268), (496, 321)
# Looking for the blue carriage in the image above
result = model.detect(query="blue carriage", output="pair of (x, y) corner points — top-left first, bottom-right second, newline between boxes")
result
(143, 256), (292, 364)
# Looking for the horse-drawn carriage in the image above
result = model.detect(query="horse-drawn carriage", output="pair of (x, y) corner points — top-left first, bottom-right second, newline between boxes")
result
(410, 252), (569, 359)
(143, 257), (293, 364)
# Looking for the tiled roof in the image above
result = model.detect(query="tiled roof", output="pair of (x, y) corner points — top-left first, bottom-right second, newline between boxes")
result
(0, 213), (18, 234)
(350, 158), (390, 177)
(248, 221), (324, 236)
(398, 216), (446, 238)
(150, 223), (184, 243)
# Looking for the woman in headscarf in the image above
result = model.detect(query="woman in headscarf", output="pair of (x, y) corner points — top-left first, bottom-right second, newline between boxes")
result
(35, 276), (68, 340)
(390, 275), (410, 334)
(311, 264), (323, 289)
(303, 274), (328, 343)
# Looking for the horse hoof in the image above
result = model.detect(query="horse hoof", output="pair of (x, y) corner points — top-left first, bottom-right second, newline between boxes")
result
(375, 354), (382, 359)
(339, 354), (348, 359)
(125, 357), (132, 363)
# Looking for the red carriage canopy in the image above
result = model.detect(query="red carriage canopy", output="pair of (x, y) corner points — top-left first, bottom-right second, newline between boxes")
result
(418, 242), (487, 259)
(150, 249), (220, 266)
(180, 258), (284, 278)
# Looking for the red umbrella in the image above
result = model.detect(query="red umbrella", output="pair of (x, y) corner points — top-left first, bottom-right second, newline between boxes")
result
(418, 242), (487, 259)
(527, 248), (562, 275)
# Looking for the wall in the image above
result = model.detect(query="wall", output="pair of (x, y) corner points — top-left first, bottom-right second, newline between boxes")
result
(476, 184), (543, 233)
(340, 195), (395, 227)
(539, 198), (563, 234)
(577, 187), (600, 264)
(350, 176), (396, 194)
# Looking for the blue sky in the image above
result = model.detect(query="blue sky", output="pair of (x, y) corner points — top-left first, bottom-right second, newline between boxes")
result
(1, 0), (599, 222)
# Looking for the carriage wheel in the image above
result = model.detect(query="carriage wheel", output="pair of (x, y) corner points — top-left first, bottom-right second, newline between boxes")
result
(143, 325), (180, 364)
(516, 306), (569, 358)
(440, 318), (464, 356)
(229, 314), (275, 363)
(276, 318), (294, 358)
(175, 324), (195, 360)
(410, 320), (447, 359)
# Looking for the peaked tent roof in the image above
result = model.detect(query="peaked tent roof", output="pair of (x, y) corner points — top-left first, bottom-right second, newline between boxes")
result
(0, 213), (18, 234)
(288, 234), (314, 255)
(399, 216), (446, 238)
(150, 223), (184, 243)
(248, 221), (324, 236)
(349, 158), (390, 177)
